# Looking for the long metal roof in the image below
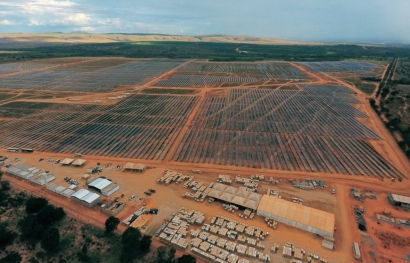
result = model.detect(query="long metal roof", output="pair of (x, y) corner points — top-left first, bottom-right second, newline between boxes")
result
(257, 195), (335, 235)
(390, 193), (410, 204)
(88, 178), (112, 190)
(72, 189), (90, 199)
(209, 183), (263, 209)
(82, 193), (100, 203)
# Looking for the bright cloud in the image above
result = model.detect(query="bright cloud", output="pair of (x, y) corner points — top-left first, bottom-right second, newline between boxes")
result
(0, 20), (13, 25)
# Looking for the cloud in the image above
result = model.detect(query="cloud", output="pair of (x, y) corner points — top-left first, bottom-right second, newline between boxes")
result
(0, 19), (13, 25)
(0, 0), (409, 42)
(55, 13), (90, 25)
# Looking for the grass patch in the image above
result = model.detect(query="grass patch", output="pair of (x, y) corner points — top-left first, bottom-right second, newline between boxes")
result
(142, 88), (196, 94)
(0, 93), (15, 101)
(350, 81), (376, 94)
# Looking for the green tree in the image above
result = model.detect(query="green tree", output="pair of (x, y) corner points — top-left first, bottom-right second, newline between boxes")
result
(1, 181), (10, 191)
(0, 223), (15, 248)
(154, 246), (176, 263)
(41, 227), (60, 252)
(77, 243), (90, 262)
(0, 251), (22, 263)
(177, 254), (196, 263)
(121, 227), (142, 261)
(19, 214), (45, 240)
(139, 235), (152, 253)
(36, 205), (65, 226)
(25, 197), (48, 213)
(105, 216), (120, 233)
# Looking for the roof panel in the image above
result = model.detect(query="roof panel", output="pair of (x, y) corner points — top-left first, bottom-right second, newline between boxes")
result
(72, 189), (90, 199)
(257, 195), (335, 235)
(82, 193), (100, 203)
(88, 178), (112, 190)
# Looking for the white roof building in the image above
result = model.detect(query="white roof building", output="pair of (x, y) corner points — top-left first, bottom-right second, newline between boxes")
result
(88, 178), (112, 190)
(87, 178), (119, 196)
(71, 189), (101, 208)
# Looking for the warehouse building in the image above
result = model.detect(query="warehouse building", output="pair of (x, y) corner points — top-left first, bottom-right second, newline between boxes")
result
(29, 172), (55, 185)
(388, 193), (410, 209)
(71, 189), (101, 208)
(87, 178), (119, 196)
(257, 195), (335, 237)
(47, 183), (76, 198)
(6, 163), (40, 179)
(207, 183), (262, 210)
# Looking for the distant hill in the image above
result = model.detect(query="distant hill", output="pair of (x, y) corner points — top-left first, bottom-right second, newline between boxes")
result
(0, 32), (315, 47)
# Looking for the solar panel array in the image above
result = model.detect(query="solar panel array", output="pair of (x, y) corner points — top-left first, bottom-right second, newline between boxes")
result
(0, 60), (184, 92)
(297, 61), (381, 74)
(178, 62), (308, 80)
(153, 74), (256, 87)
(0, 94), (198, 160)
(0, 62), (53, 74)
(171, 86), (404, 178)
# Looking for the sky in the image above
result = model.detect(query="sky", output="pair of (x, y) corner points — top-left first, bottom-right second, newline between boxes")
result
(0, 0), (410, 43)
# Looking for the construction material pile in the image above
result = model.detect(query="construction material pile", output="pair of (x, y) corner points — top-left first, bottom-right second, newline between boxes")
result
(375, 231), (410, 248)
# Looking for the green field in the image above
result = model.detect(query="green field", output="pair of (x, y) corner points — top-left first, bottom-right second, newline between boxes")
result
(1, 41), (410, 63)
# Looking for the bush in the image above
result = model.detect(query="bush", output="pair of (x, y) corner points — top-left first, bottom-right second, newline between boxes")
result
(1, 181), (10, 191)
(177, 254), (196, 263)
(41, 227), (60, 252)
(139, 235), (152, 253)
(36, 205), (65, 226)
(25, 197), (48, 213)
(104, 216), (120, 233)
(121, 227), (142, 261)
(0, 223), (15, 248)
(19, 214), (45, 240)
(0, 252), (21, 263)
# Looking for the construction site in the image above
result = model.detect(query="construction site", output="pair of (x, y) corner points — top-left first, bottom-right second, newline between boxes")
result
(1, 58), (410, 263)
